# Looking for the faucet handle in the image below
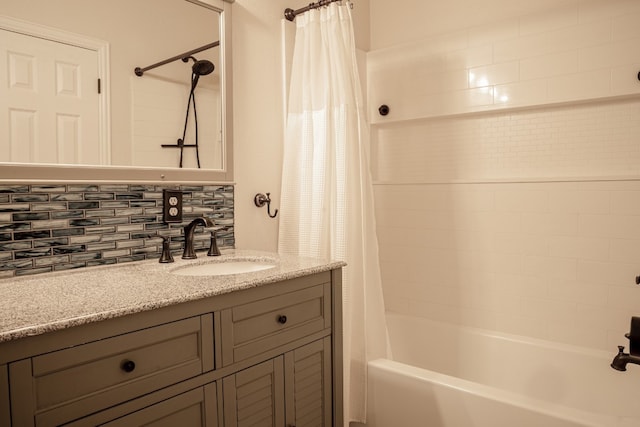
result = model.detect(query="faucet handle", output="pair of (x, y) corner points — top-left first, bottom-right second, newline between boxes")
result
(207, 227), (227, 257)
(156, 235), (174, 263)
(618, 345), (626, 355)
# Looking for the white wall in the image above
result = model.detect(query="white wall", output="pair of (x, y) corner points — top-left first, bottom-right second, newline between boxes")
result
(231, 0), (295, 252)
(232, 0), (370, 252)
(131, 78), (221, 169)
(370, 0), (640, 351)
(370, 0), (600, 50)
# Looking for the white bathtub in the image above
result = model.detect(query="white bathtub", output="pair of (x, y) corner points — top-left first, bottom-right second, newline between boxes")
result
(365, 314), (640, 427)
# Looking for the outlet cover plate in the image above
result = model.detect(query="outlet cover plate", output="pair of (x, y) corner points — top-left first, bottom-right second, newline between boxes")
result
(163, 189), (183, 223)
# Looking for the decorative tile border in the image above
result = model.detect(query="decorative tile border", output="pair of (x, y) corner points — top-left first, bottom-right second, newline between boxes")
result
(0, 184), (234, 277)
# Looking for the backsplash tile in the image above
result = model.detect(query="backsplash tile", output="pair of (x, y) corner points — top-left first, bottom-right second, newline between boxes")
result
(0, 184), (234, 277)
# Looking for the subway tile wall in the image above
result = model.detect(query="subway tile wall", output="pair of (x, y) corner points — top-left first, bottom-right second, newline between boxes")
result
(372, 98), (640, 182)
(368, 0), (640, 122)
(0, 184), (234, 278)
(369, 0), (640, 352)
(374, 181), (640, 352)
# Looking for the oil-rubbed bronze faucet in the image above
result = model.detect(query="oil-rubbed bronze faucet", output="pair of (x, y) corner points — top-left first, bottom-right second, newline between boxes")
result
(612, 316), (640, 371)
(611, 345), (640, 371)
(207, 227), (229, 256)
(158, 235), (174, 263)
(182, 217), (213, 259)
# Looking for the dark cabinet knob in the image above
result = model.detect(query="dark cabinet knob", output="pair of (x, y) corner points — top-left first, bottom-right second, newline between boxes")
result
(277, 315), (287, 324)
(121, 360), (136, 373)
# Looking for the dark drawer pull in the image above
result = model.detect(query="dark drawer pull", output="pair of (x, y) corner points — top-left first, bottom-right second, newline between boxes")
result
(277, 315), (287, 324)
(121, 360), (136, 373)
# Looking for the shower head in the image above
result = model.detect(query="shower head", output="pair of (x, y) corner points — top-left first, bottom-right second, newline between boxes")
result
(192, 59), (214, 76)
(187, 58), (214, 90)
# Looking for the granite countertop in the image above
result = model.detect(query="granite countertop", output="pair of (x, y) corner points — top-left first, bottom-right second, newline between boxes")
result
(0, 250), (345, 343)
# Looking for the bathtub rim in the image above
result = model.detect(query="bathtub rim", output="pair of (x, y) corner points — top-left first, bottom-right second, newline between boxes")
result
(368, 358), (620, 427)
(385, 312), (616, 362)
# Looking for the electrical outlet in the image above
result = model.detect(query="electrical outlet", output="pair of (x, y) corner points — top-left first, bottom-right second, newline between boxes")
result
(163, 189), (183, 223)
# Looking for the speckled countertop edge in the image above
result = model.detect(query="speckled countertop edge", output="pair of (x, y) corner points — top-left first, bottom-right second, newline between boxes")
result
(0, 250), (345, 343)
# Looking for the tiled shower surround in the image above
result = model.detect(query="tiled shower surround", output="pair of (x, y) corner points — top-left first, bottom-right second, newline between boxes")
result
(0, 184), (234, 278)
(368, 0), (640, 353)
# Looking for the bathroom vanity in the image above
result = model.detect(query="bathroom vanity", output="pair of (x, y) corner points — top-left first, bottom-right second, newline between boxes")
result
(0, 252), (344, 426)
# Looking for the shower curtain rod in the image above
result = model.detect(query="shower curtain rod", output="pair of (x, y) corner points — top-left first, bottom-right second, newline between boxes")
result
(284, 0), (342, 21)
(134, 41), (219, 77)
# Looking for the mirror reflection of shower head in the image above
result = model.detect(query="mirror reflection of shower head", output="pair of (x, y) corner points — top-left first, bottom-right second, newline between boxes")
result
(192, 59), (214, 76)
(182, 56), (214, 90)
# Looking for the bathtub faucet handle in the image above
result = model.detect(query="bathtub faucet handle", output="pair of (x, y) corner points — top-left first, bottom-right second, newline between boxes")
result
(611, 344), (640, 371)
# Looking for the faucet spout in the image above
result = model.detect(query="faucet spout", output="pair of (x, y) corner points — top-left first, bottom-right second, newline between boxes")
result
(611, 346), (640, 371)
(182, 217), (214, 259)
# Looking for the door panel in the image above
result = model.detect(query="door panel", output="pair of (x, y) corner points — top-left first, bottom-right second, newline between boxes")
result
(0, 28), (101, 164)
(223, 357), (285, 427)
(285, 338), (332, 427)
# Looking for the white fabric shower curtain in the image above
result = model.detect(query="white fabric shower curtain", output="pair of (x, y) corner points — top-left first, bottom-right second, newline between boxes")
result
(278, 3), (389, 425)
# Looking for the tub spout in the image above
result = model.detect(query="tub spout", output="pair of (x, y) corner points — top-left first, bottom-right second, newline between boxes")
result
(611, 346), (640, 371)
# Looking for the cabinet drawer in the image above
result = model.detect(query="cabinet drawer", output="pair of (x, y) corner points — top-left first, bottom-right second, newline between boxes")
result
(221, 283), (331, 365)
(100, 383), (219, 427)
(64, 381), (221, 427)
(11, 315), (214, 427)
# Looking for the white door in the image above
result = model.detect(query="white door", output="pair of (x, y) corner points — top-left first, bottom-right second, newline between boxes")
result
(0, 28), (101, 165)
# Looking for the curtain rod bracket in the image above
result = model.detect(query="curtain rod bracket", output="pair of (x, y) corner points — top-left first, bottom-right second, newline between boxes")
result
(284, 8), (296, 21)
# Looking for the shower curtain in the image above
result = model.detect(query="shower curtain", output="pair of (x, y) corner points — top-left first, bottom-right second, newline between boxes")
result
(278, 2), (389, 425)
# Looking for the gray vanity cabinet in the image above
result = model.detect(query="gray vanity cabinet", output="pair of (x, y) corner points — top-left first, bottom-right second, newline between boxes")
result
(101, 383), (221, 427)
(284, 337), (332, 427)
(1, 364), (9, 427)
(222, 357), (286, 426)
(222, 337), (332, 427)
(0, 269), (343, 427)
(62, 381), (223, 427)
(9, 315), (214, 426)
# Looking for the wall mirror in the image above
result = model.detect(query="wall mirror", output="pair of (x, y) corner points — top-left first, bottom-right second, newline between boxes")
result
(0, 0), (233, 183)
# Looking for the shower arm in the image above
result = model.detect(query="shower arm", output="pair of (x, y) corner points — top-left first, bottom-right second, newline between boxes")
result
(134, 41), (219, 76)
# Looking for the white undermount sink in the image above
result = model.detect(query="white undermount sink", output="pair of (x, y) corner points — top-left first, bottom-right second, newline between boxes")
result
(170, 260), (276, 276)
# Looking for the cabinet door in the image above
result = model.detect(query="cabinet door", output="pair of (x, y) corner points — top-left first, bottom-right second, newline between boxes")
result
(222, 357), (285, 427)
(285, 337), (332, 427)
(1, 364), (9, 427)
(100, 383), (220, 427)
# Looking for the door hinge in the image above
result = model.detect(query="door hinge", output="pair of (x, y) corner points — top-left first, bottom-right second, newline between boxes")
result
(98, 78), (101, 94)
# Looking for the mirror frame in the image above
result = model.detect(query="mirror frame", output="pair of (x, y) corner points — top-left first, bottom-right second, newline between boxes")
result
(0, 0), (234, 184)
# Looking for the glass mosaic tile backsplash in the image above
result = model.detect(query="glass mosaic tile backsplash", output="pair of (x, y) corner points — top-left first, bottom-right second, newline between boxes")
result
(0, 184), (234, 277)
